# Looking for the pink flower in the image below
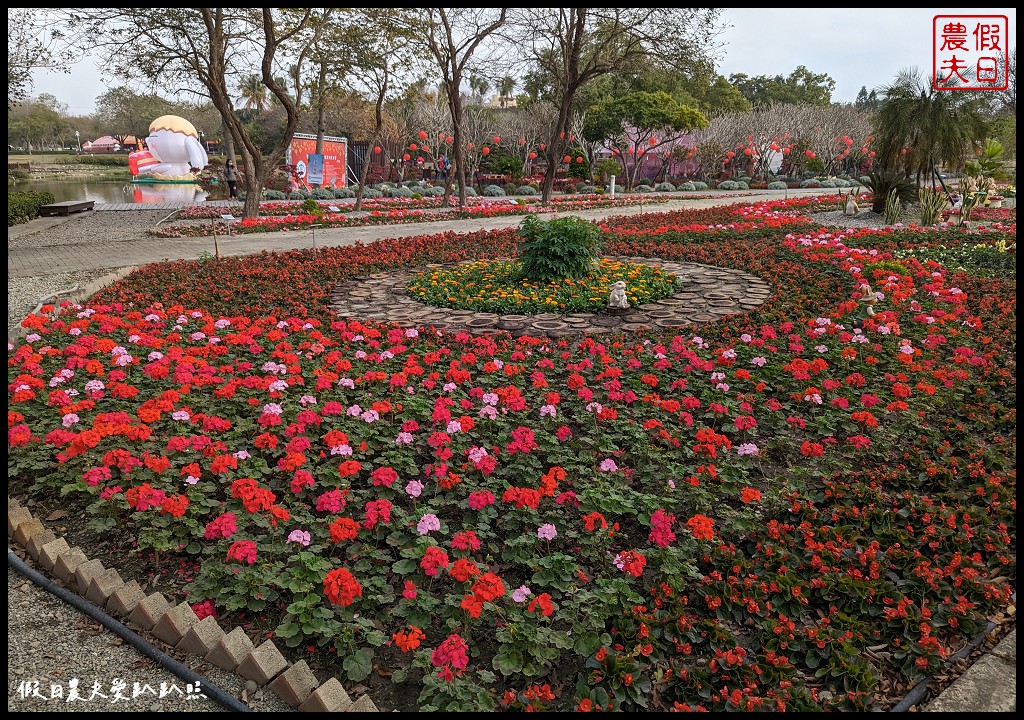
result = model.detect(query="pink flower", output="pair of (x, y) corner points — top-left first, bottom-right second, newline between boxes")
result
(599, 458), (618, 472)
(417, 513), (441, 535)
(512, 585), (532, 603)
(405, 480), (423, 498)
(288, 529), (311, 546)
(537, 523), (557, 541)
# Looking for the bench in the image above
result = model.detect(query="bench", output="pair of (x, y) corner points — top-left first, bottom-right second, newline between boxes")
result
(38, 200), (95, 217)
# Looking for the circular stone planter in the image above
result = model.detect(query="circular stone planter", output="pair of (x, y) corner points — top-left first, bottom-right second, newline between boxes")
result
(329, 257), (772, 338)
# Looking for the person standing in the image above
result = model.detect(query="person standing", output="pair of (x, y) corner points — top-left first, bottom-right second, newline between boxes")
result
(224, 160), (239, 200)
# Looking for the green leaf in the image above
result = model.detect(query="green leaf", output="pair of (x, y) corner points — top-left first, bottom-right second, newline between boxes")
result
(391, 558), (418, 574)
(343, 648), (374, 682)
(492, 647), (524, 676)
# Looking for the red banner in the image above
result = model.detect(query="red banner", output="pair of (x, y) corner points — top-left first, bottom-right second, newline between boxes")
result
(287, 135), (347, 189)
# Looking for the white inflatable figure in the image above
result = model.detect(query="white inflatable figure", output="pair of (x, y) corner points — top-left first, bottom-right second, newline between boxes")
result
(608, 281), (629, 309)
(844, 189), (859, 216)
(138, 115), (209, 180)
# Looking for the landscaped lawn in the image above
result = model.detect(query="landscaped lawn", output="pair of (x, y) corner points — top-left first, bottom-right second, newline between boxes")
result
(8, 197), (1015, 712)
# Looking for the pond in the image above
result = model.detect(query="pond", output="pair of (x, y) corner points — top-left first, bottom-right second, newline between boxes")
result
(9, 178), (223, 205)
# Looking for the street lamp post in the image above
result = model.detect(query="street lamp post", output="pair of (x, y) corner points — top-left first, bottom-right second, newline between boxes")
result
(75, 130), (80, 153)
(198, 130), (207, 152)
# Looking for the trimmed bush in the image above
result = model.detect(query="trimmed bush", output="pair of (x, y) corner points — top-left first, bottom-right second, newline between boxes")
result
(263, 189), (287, 200)
(482, 184), (507, 197)
(800, 179), (823, 188)
(424, 186), (446, 197)
(858, 176), (871, 186)
(387, 186), (414, 198)
(288, 190), (309, 200)
(311, 188), (335, 200)
(768, 181), (788, 190)
(734, 181), (749, 190)
(576, 185), (596, 194)
(677, 182), (696, 192)
(818, 179), (837, 188)
(655, 182), (676, 192)
(737, 176), (752, 184)
(333, 187), (355, 199)
(361, 188), (383, 198)
(8, 190), (55, 226)
(718, 180), (742, 190)
(516, 185), (539, 196)
(517, 213), (603, 282)
(634, 184), (655, 193)
(692, 181), (709, 191)
(503, 183), (519, 196)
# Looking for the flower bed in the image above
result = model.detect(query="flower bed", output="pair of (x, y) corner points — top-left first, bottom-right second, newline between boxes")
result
(406, 258), (680, 314)
(153, 195), (676, 239)
(8, 198), (1016, 712)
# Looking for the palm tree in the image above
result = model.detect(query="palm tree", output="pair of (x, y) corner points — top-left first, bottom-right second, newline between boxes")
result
(497, 75), (516, 108)
(237, 73), (268, 112)
(872, 67), (989, 191)
(467, 74), (490, 104)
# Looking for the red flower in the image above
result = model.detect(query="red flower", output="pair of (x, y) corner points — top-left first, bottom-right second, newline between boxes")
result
(226, 539), (257, 565)
(527, 592), (555, 617)
(740, 487), (762, 504)
(323, 567), (362, 607)
(371, 466), (398, 487)
(420, 546), (450, 577)
(686, 514), (715, 541)
(392, 625), (424, 652)
(329, 516), (360, 542)
(204, 512), (237, 540)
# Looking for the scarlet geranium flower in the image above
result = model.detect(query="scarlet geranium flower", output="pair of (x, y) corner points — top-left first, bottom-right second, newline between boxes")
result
(392, 625), (425, 652)
(420, 546), (450, 577)
(527, 592), (555, 617)
(204, 512), (237, 540)
(686, 514), (715, 541)
(226, 539), (257, 565)
(329, 516), (360, 542)
(323, 567), (362, 607)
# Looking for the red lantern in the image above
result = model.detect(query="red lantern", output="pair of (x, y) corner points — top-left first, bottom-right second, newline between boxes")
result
(744, 148), (752, 156)
(805, 150), (816, 159)
(482, 146), (490, 155)
(468, 142), (474, 150)
(528, 152), (536, 159)
(493, 136), (501, 144)
(648, 137), (657, 146)
(446, 136), (454, 144)
(559, 132), (565, 139)
(519, 137), (525, 145)
(576, 156), (583, 163)
(539, 143), (546, 150)
(409, 143), (418, 151)
(726, 151), (735, 158)
(418, 130), (428, 140)
(782, 147), (790, 155)
(402, 153), (411, 161)
(373, 146), (382, 154)
(570, 134), (575, 142)
(563, 155), (571, 163)
(869, 151), (876, 157)
(417, 156), (424, 162)
(422, 145), (429, 152)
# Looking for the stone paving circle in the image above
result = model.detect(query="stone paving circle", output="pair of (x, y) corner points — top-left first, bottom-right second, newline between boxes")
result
(329, 256), (772, 338)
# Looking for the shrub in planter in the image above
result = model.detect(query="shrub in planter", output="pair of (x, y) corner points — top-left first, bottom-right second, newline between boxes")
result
(411, 192), (423, 200)
(692, 181), (709, 191)
(517, 213), (603, 282)
(634, 184), (655, 193)
(462, 186), (478, 197)
(859, 176), (871, 186)
(375, 183), (393, 192)
(799, 179), (822, 188)
(516, 185), (539, 196)
(655, 182), (676, 192)
(768, 181), (788, 190)
(677, 182), (696, 191)
(734, 181), (749, 190)
(718, 180), (742, 190)
(483, 184), (507, 197)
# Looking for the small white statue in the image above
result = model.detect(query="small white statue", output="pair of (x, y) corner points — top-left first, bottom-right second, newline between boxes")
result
(860, 282), (877, 317)
(844, 189), (859, 216)
(608, 280), (629, 309)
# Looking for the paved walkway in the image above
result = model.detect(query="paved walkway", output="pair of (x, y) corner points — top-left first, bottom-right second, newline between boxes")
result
(7, 187), (1015, 713)
(8, 189), (829, 278)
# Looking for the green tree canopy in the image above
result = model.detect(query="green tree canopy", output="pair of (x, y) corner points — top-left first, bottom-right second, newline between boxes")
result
(729, 65), (836, 106)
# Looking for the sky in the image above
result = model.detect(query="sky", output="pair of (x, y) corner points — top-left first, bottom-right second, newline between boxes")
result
(27, 7), (1016, 117)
